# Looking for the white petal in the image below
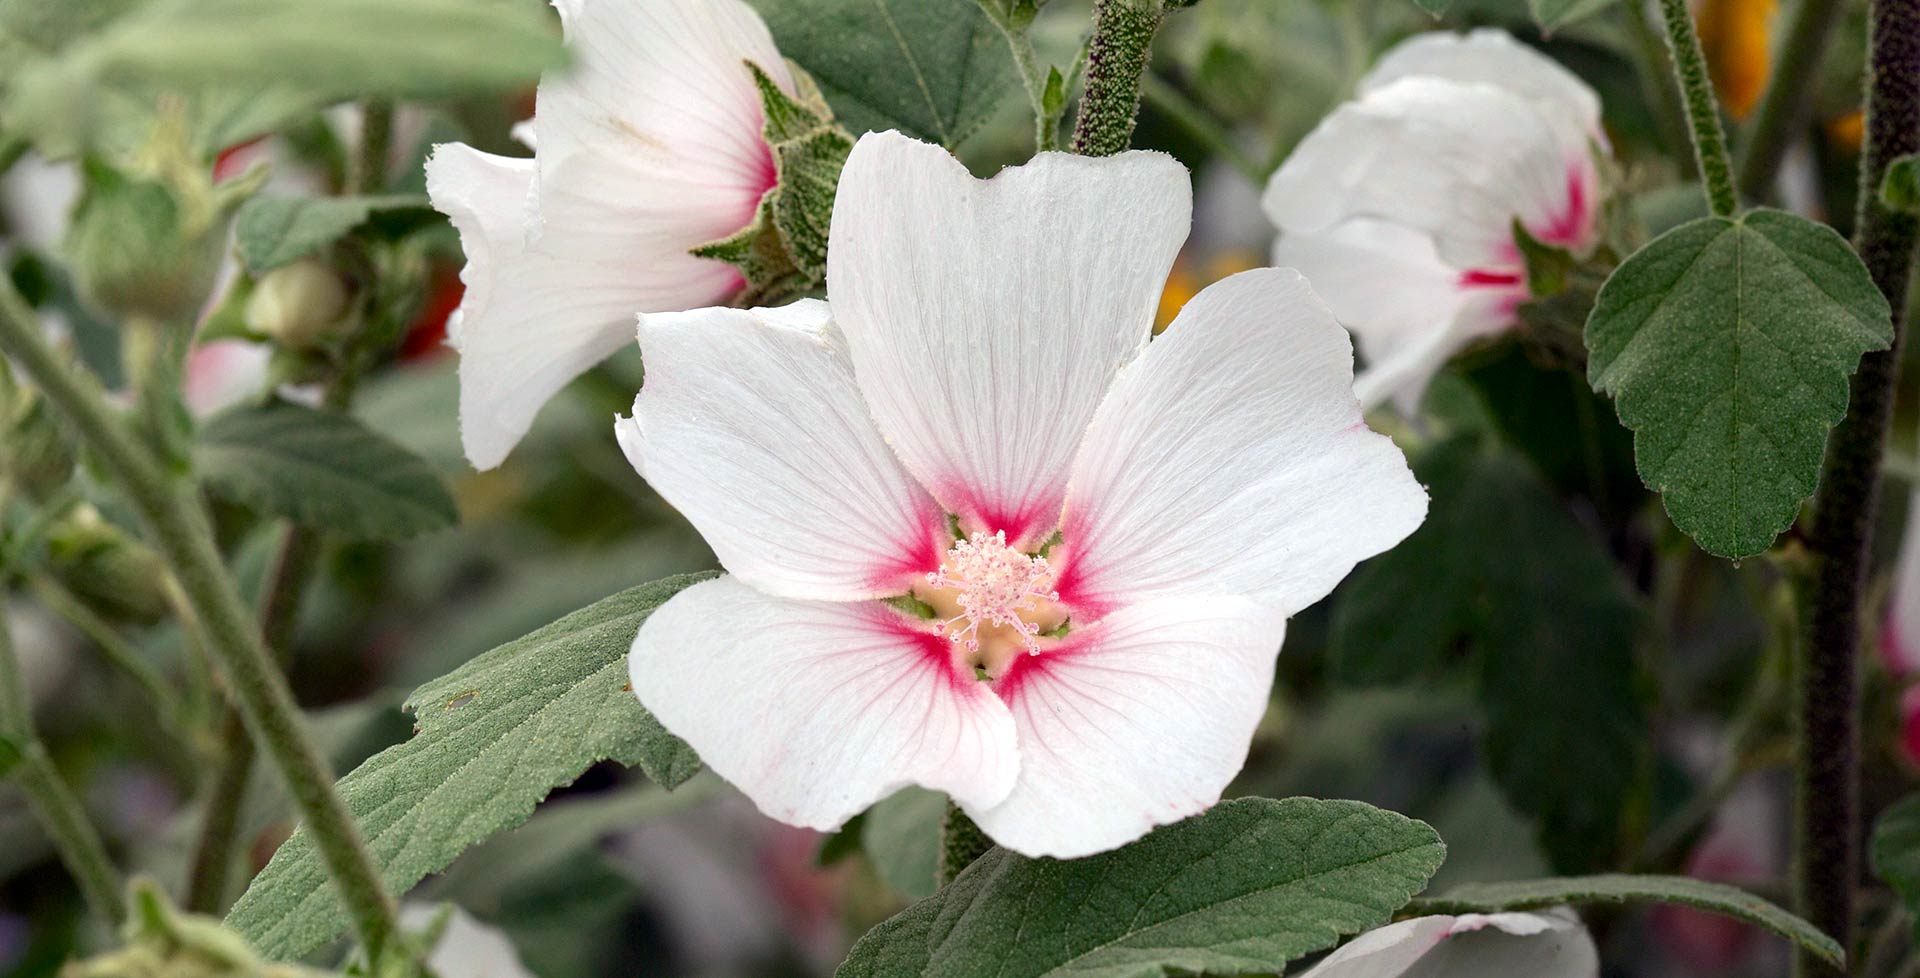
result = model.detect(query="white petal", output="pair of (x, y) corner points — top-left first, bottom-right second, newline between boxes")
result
(966, 596), (1287, 858)
(400, 905), (537, 978)
(827, 131), (1191, 548)
(1056, 269), (1426, 616)
(1360, 29), (1602, 140)
(1274, 219), (1517, 413)
(1262, 77), (1588, 269)
(629, 577), (1019, 830)
(1303, 911), (1597, 978)
(620, 301), (948, 601)
(429, 0), (787, 469)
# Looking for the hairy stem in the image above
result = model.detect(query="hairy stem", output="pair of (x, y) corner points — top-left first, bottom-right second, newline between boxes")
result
(937, 802), (993, 886)
(1735, 0), (1845, 201)
(1069, 0), (1165, 157)
(1654, 0), (1739, 216)
(0, 592), (125, 924)
(1798, 0), (1920, 973)
(0, 283), (403, 961)
(349, 100), (393, 195)
(184, 523), (321, 914)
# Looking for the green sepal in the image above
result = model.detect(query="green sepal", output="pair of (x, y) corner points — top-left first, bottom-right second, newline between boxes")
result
(1884, 155), (1920, 215)
(690, 59), (853, 306)
(1512, 218), (1574, 298)
(62, 878), (343, 978)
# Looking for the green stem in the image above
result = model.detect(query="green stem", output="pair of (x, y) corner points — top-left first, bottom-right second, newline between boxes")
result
(0, 593), (125, 924)
(22, 573), (186, 741)
(1069, 0), (1166, 157)
(1140, 73), (1263, 184)
(1797, 0), (1920, 973)
(185, 523), (321, 914)
(937, 802), (992, 886)
(1654, 0), (1739, 215)
(349, 100), (393, 195)
(1734, 0), (1844, 202)
(0, 282), (404, 961)
(977, 4), (1064, 152)
(1620, 0), (1693, 158)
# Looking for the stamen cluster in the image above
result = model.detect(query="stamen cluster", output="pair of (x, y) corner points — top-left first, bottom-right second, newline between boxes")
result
(926, 530), (1059, 655)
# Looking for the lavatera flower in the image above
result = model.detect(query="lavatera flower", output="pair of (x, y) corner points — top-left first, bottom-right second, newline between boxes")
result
(1263, 29), (1607, 414)
(616, 131), (1429, 859)
(427, 0), (805, 470)
(1301, 910), (1598, 978)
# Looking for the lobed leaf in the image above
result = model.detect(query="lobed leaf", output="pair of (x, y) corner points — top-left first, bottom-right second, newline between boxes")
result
(195, 399), (459, 540)
(227, 573), (712, 959)
(835, 797), (1445, 978)
(1585, 209), (1892, 558)
(1410, 873), (1841, 966)
(748, 0), (1015, 148)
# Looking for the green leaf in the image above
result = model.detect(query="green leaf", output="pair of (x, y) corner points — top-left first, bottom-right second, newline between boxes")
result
(195, 399), (458, 540)
(1884, 155), (1920, 214)
(835, 797), (1445, 978)
(1332, 437), (1648, 872)
(227, 574), (712, 960)
(1410, 874), (1842, 967)
(1412, 0), (1452, 16)
(1870, 793), (1920, 943)
(860, 787), (944, 900)
(1586, 208), (1892, 558)
(1526, 0), (1616, 32)
(7, 0), (563, 153)
(0, 732), (22, 778)
(749, 0), (1016, 148)
(234, 194), (433, 274)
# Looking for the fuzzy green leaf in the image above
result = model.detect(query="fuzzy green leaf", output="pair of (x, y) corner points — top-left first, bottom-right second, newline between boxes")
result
(226, 573), (712, 960)
(0, 733), (22, 778)
(1871, 793), (1920, 944)
(195, 399), (458, 540)
(748, 0), (1015, 148)
(1411, 874), (1841, 966)
(234, 194), (433, 273)
(1585, 209), (1892, 558)
(1527, 0), (1616, 32)
(861, 787), (944, 900)
(835, 797), (1445, 978)
(1884, 155), (1920, 214)
(1332, 437), (1648, 872)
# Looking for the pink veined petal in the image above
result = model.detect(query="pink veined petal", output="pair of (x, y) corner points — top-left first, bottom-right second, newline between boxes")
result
(629, 577), (1020, 830)
(1261, 77), (1583, 271)
(1055, 269), (1427, 618)
(826, 131), (1191, 549)
(617, 300), (948, 602)
(1360, 29), (1603, 142)
(963, 596), (1287, 859)
(1301, 911), (1597, 978)
(427, 0), (788, 470)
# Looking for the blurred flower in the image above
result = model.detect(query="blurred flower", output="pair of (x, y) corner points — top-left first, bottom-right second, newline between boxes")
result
(1648, 780), (1782, 973)
(243, 258), (356, 351)
(426, 0), (794, 470)
(1697, 0), (1778, 119)
(618, 131), (1426, 858)
(398, 904), (535, 978)
(182, 339), (271, 417)
(1300, 910), (1598, 978)
(1262, 29), (1606, 414)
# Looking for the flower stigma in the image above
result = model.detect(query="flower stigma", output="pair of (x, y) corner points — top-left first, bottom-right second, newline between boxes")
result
(916, 529), (1065, 678)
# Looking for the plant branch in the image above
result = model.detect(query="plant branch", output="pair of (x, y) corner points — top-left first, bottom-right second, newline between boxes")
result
(976, 4), (1066, 152)
(1140, 73), (1263, 184)
(21, 573), (187, 743)
(1797, 0), (1920, 973)
(1654, 0), (1739, 215)
(1735, 0), (1846, 201)
(0, 590), (125, 924)
(1069, 0), (1166, 157)
(0, 281), (404, 961)
(937, 802), (992, 886)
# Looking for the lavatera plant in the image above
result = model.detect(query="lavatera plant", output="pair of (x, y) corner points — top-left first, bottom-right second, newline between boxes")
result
(615, 130), (1429, 858)
(427, 0), (848, 470)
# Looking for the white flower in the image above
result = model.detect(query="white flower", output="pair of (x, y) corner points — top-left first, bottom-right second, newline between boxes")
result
(399, 904), (535, 978)
(1262, 29), (1606, 414)
(616, 131), (1427, 858)
(182, 339), (271, 418)
(1301, 910), (1598, 978)
(426, 0), (793, 469)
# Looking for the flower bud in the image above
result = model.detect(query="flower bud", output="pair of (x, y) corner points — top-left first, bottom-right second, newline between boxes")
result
(44, 506), (172, 625)
(244, 258), (357, 350)
(63, 161), (227, 325)
(3, 389), (77, 500)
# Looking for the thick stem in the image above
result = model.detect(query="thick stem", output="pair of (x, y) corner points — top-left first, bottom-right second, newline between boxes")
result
(1069, 0), (1165, 157)
(0, 284), (403, 961)
(937, 802), (993, 886)
(1798, 0), (1920, 973)
(0, 594), (125, 924)
(349, 100), (393, 195)
(1655, 0), (1740, 216)
(185, 524), (321, 914)
(1735, 0), (1846, 202)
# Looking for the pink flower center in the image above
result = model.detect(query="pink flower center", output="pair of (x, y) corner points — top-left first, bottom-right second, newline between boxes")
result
(918, 530), (1064, 677)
